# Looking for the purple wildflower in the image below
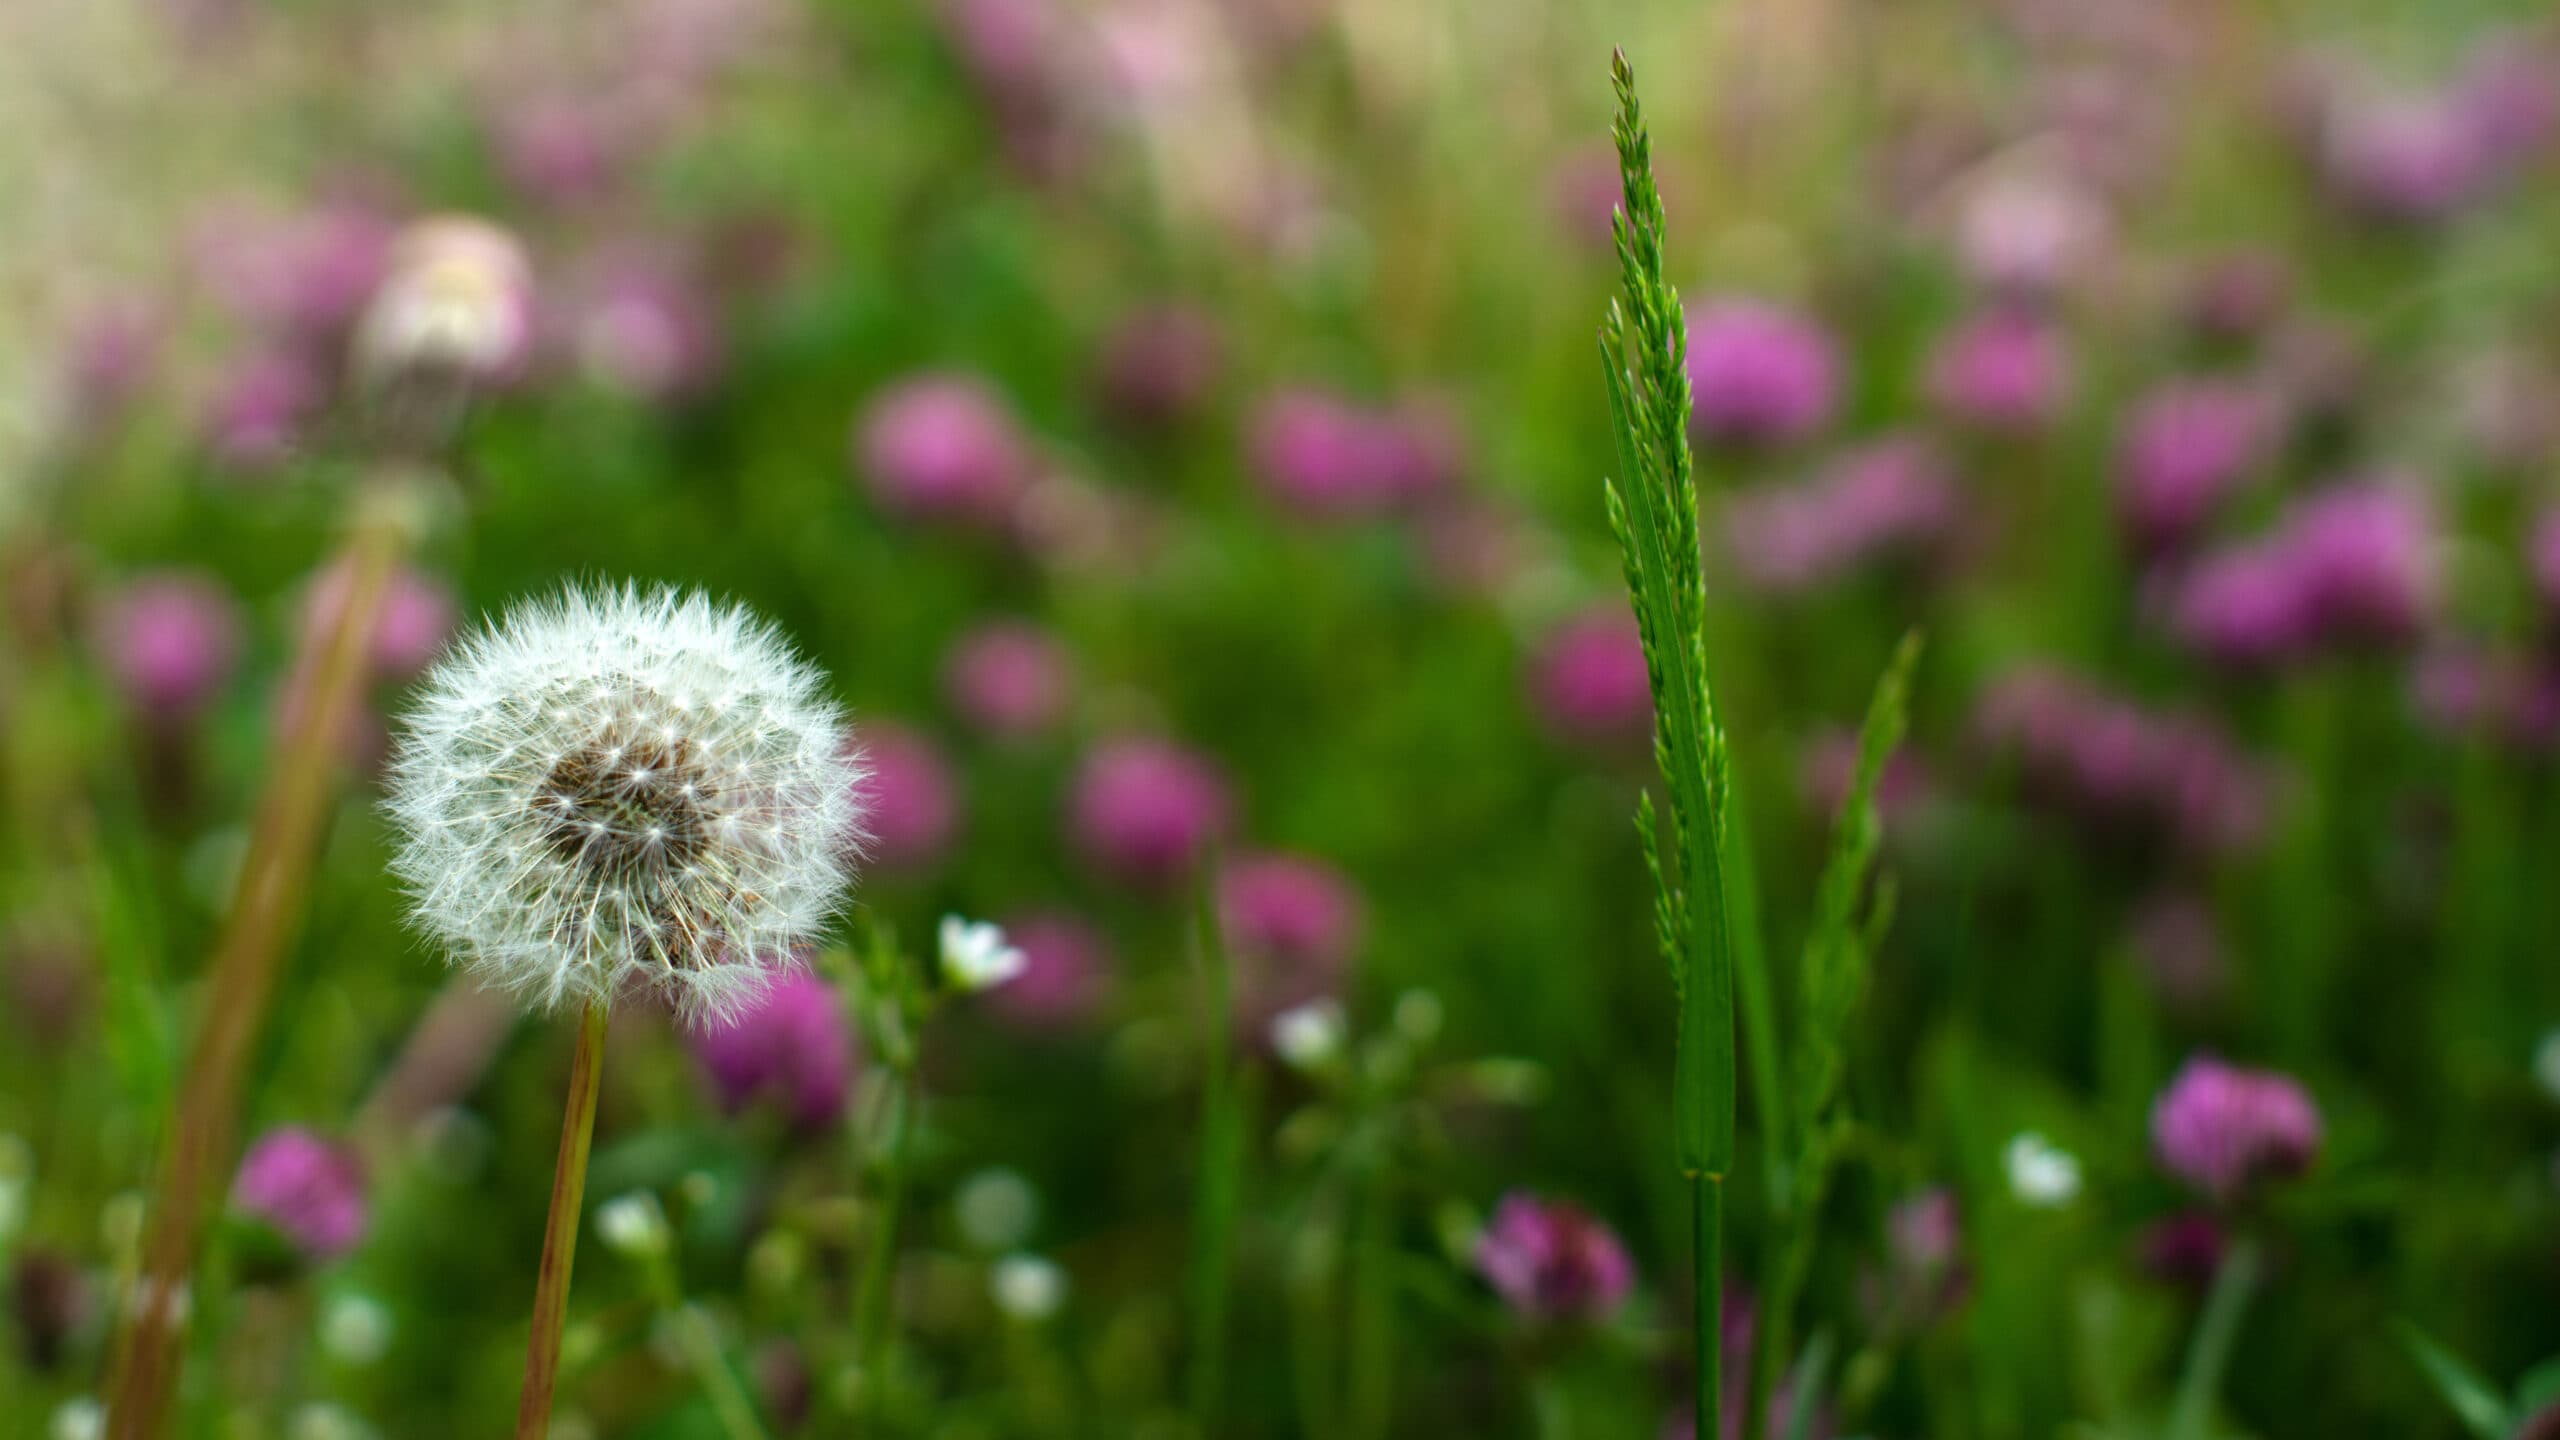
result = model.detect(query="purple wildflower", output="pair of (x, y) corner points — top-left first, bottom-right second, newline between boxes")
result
(2115, 379), (2272, 552)
(1068, 737), (1231, 887)
(94, 572), (243, 724)
(233, 1128), (368, 1260)
(689, 968), (856, 1129)
(944, 622), (1071, 741)
(855, 724), (961, 873)
(1473, 1192), (1634, 1322)
(1220, 851), (1362, 1026)
(854, 373), (1030, 526)
(1726, 437), (1958, 594)
(1529, 605), (1653, 746)
(2151, 1055), (2323, 1202)
(984, 911), (1110, 1029)
(1685, 298), (1839, 449)
(1928, 308), (2070, 432)
(1096, 304), (1222, 428)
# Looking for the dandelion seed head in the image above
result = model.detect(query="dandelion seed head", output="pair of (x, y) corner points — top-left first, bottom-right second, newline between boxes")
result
(386, 585), (865, 1024)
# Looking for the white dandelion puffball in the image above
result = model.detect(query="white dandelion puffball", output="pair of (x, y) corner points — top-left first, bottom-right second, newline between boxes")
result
(387, 586), (865, 1024)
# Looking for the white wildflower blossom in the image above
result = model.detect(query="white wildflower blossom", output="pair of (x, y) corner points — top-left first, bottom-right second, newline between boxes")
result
(356, 216), (534, 385)
(2003, 1131), (2082, 1208)
(1269, 998), (1344, 1070)
(939, 916), (1026, 992)
(386, 585), (866, 1024)
(288, 1403), (377, 1440)
(953, 1167), (1040, 1252)
(989, 1254), (1067, 1321)
(596, 1191), (670, 1258)
(0, 1133), (30, 1242)
(50, 1399), (103, 1440)
(2535, 1029), (2560, 1106)
(321, 1292), (393, 1366)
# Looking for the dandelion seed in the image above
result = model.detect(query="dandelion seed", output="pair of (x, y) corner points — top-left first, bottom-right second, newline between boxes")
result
(385, 585), (865, 1025)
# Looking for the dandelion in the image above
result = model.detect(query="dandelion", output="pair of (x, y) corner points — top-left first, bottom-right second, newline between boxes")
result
(384, 583), (861, 1439)
(939, 915), (1027, 992)
(2003, 1132), (2082, 1208)
(385, 584), (863, 1025)
(355, 216), (535, 388)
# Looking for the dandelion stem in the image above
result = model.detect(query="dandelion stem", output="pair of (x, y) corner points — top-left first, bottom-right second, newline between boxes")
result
(104, 483), (412, 1440)
(2167, 1235), (2262, 1440)
(1695, 1173), (1724, 1440)
(515, 998), (610, 1440)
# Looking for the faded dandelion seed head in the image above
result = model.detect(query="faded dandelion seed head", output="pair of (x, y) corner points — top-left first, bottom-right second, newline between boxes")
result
(386, 586), (866, 1025)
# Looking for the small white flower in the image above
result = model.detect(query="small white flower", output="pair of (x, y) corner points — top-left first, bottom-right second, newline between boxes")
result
(0, 1133), (30, 1242)
(953, 1168), (1040, 1252)
(50, 1399), (102, 1440)
(385, 585), (865, 1025)
(2535, 1030), (2560, 1105)
(940, 916), (1026, 992)
(2004, 1131), (2082, 1208)
(289, 1402), (377, 1440)
(1269, 998), (1344, 1070)
(321, 1292), (394, 1366)
(989, 1254), (1066, 1321)
(596, 1191), (670, 1259)
(356, 216), (533, 385)
(1392, 990), (1443, 1044)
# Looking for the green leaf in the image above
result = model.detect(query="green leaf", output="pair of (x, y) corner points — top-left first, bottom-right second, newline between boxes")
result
(2515, 1356), (2560, 1415)
(1790, 631), (1923, 1146)
(2397, 1321), (2513, 1440)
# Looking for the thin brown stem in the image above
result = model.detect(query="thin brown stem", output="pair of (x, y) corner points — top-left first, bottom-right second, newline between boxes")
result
(516, 999), (611, 1440)
(104, 484), (414, 1440)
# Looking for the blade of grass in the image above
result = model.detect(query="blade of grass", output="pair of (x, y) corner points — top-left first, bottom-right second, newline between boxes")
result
(1189, 858), (1244, 1429)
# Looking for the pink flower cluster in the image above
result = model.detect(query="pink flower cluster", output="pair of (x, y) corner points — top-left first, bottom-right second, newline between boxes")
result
(1472, 1192), (1634, 1322)
(232, 1127), (368, 1260)
(1685, 298), (1839, 449)
(2115, 379), (2276, 552)
(689, 969), (857, 1130)
(2170, 482), (2437, 667)
(2150, 1055), (2322, 1202)
(1247, 387), (1461, 521)
(1975, 667), (2275, 854)
(854, 373), (1034, 527)
(1725, 437), (1958, 595)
